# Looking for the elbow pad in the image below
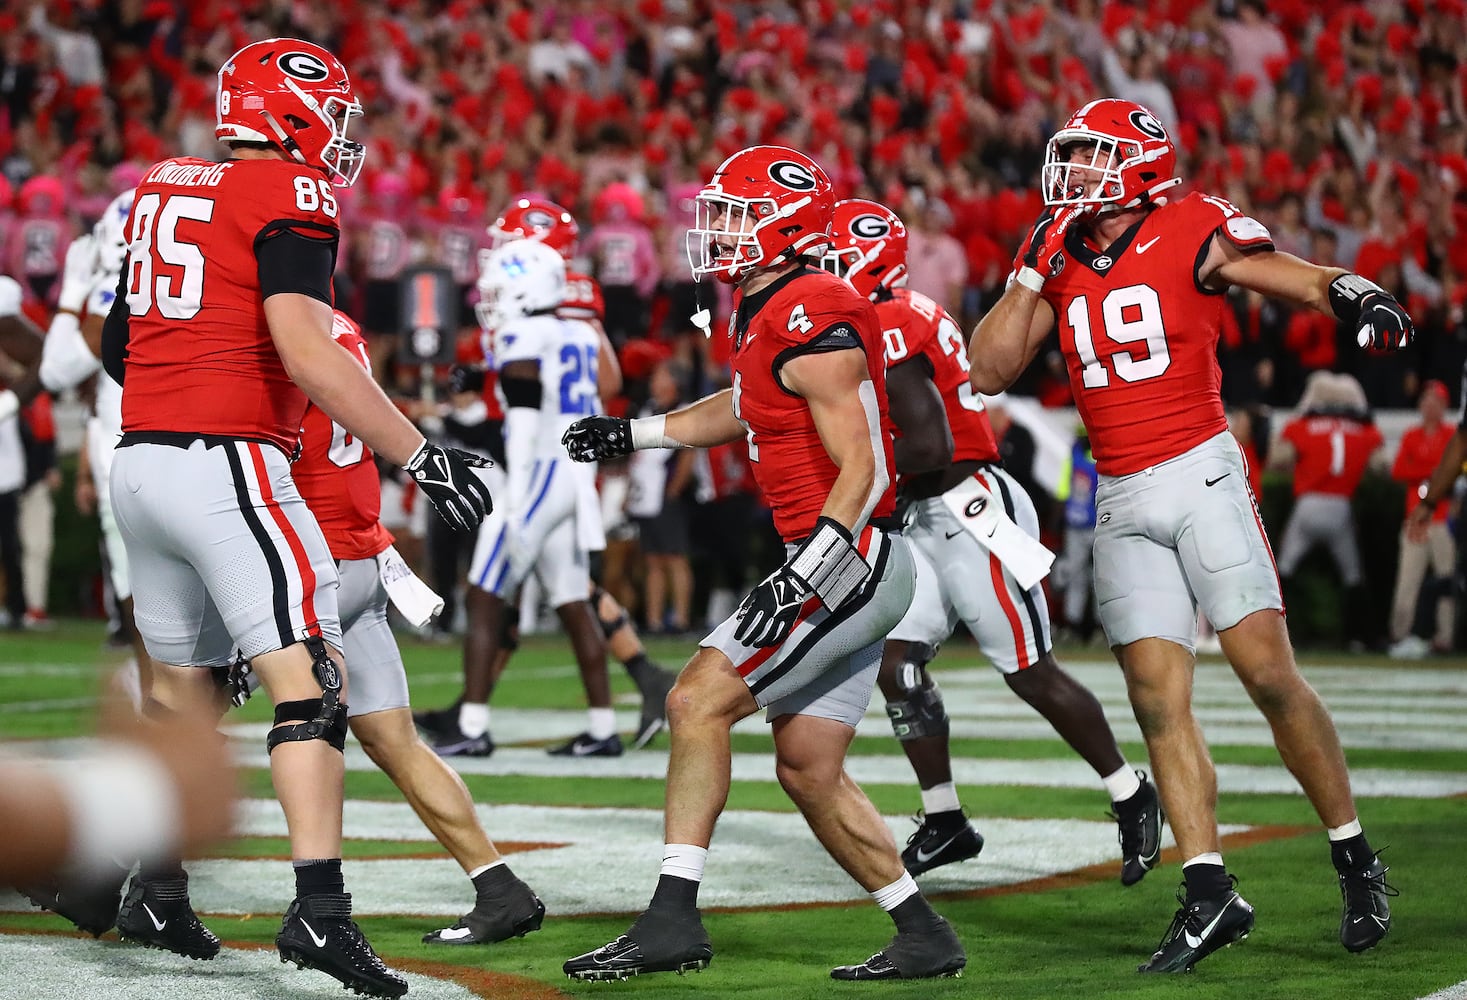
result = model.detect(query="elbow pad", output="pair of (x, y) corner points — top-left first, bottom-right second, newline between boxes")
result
(39, 312), (102, 391)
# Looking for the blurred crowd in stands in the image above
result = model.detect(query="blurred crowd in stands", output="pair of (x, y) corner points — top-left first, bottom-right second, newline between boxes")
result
(2, 0), (1466, 648)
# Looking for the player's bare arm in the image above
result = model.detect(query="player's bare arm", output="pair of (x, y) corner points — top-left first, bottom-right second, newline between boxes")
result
(885, 359), (953, 475)
(266, 292), (425, 466)
(781, 346), (888, 534)
(1204, 236), (1414, 350)
(967, 285), (1054, 394)
(1407, 429), (1467, 537)
(595, 325), (623, 401)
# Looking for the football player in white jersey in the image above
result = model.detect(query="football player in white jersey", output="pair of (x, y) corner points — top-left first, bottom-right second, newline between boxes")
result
(452, 239), (621, 756)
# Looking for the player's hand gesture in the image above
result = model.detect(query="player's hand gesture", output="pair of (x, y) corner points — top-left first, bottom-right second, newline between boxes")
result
(1355, 290), (1414, 351)
(405, 442), (494, 531)
(1015, 203), (1095, 291)
(562, 415), (634, 462)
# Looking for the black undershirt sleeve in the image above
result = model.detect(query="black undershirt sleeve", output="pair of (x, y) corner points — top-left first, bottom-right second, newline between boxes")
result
(100, 269), (130, 385)
(256, 226), (338, 304)
(499, 374), (544, 409)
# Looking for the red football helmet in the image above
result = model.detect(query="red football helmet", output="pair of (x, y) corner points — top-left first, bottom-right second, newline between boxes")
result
(488, 197), (580, 260)
(687, 145), (834, 284)
(822, 199), (908, 301)
(215, 38), (365, 187)
(1041, 99), (1180, 211)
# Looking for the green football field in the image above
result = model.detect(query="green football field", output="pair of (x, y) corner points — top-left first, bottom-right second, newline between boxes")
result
(2, 623), (1464, 1000)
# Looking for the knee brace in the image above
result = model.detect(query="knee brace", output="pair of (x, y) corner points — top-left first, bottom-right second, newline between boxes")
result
(266, 635), (349, 753)
(212, 651), (257, 708)
(590, 585), (628, 639)
(885, 642), (949, 742)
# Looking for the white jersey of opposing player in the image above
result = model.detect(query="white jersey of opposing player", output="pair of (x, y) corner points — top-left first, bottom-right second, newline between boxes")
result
(86, 277), (123, 439)
(493, 312), (600, 458)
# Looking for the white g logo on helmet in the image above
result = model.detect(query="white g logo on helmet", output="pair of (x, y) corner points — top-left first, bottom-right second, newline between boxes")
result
(849, 214), (891, 240)
(278, 51), (330, 82)
(768, 161), (817, 192)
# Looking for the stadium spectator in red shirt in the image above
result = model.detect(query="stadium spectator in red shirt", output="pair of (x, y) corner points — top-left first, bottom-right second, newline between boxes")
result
(1271, 373), (1384, 646)
(1388, 379), (1457, 657)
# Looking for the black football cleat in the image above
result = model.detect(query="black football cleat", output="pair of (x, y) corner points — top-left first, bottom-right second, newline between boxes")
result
(632, 665), (678, 750)
(548, 731), (624, 757)
(1111, 771), (1164, 886)
(430, 724), (494, 758)
(116, 874), (221, 960)
(900, 811), (984, 876)
(563, 907), (712, 981)
(1138, 879), (1254, 973)
(423, 878), (546, 945)
(830, 917), (966, 980)
(413, 700), (462, 740)
(277, 893), (407, 999)
(1338, 854), (1396, 953)
(19, 862), (129, 937)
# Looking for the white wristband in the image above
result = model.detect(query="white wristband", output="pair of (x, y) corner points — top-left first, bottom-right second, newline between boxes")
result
(0, 389), (18, 424)
(47, 743), (183, 879)
(1015, 267), (1046, 293)
(631, 413), (687, 450)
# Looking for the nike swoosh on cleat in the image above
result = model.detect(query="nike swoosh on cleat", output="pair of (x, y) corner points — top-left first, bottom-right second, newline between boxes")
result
(1183, 897), (1235, 950)
(299, 918), (328, 949)
(914, 831), (968, 864)
(142, 903), (167, 932)
(434, 926), (475, 942)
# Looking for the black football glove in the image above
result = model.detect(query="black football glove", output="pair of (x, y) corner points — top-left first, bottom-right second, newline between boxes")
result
(404, 442), (493, 531)
(1329, 273), (1415, 351)
(562, 415), (634, 463)
(734, 517), (871, 648)
(1355, 290), (1414, 351)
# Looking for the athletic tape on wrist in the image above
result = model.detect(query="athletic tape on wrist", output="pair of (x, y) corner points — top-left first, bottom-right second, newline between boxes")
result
(1015, 267), (1046, 293)
(789, 519), (870, 610)
(48, 743), (183, 879)
(630, 414), (687, 450)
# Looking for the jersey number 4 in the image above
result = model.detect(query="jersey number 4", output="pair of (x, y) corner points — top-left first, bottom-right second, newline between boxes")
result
(1065, 283), (1171, 389)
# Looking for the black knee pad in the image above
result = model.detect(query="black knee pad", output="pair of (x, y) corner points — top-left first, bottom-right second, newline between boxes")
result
(590, 585), (628, 638)
(885, 642), (948, 742)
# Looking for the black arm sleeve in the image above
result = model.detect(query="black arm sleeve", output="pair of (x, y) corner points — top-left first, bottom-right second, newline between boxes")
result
(101, 269), (130, 385)
(256, 226), (338, 304)
(499, 374), (544, 409)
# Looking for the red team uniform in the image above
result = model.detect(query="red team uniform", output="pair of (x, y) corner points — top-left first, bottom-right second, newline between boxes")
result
(1040, 190), (1284, 650)
(293, 312), (395, 561)
(120, 157), (340, 455)
(1275, 414), (1381, 586)
(727, 268), (896, 542)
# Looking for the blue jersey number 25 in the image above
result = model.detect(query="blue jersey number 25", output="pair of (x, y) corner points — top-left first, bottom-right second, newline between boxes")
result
(558, 343), (598, 416)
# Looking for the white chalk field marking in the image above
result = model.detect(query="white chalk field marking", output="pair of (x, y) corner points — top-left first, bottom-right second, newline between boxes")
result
(0, 934), (480, 1000)
(0, 800), (1250, 917)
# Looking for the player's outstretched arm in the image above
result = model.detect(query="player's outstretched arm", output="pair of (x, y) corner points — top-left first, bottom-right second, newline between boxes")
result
(1206, 239), (1414, 351)
(562, 388), (743, 461)
(783, 348), (887, 534)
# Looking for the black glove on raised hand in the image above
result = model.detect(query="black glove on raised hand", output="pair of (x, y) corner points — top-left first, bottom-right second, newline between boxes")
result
(1329, 273), (1415, 351)
(734, 517), (871, 648)
(449, 363), (486, 396)
(562, 415), (634, 463)
(404, 442), (493, 531)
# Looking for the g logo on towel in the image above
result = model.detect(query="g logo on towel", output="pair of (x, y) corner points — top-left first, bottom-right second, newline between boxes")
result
(964, 496), (988, 518)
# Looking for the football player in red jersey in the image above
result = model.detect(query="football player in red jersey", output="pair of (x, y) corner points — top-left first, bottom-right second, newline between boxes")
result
(97, 39), (491, 998)
(559, 146), (964, 982)
(289, 309), (546, 946)
(971, 98), (1405, 972)
(824, 199), (1161, 884)
(1270, 372), (1384, 647)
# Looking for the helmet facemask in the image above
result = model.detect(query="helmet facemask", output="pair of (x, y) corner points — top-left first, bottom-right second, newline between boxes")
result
(686, 190), (814, 283)
(1041, 130), (1179, 211)
(265, 80), (364, 187)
